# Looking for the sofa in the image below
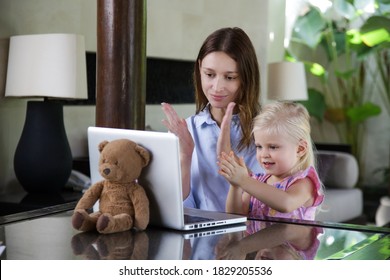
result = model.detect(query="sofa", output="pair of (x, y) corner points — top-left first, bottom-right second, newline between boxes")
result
(315, 149), (365, 224)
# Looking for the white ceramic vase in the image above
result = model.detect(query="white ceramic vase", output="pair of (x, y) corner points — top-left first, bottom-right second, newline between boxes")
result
(375, 196), (390, 226)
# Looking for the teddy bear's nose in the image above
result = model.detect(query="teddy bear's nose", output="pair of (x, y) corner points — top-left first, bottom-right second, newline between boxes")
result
(103, 168), (111, 175)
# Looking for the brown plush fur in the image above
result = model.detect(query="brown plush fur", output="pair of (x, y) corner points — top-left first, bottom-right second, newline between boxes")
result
(72, 139), (150, 234)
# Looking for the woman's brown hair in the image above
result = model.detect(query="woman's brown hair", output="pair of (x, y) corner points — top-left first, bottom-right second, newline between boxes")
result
(193, 27), (261, 150)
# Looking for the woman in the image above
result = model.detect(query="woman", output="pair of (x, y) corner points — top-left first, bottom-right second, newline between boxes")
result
(162, 27), (262, 211)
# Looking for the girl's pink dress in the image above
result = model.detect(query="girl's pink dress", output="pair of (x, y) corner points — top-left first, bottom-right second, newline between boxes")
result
(249, 166), (324, 221)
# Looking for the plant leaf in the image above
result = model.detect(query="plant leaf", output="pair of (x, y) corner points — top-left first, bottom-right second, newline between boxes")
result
(360, 16), (390, 47)
(377, 1), (390, 13)
(334, 0), (357, 20)
(325, 108), (346, 123)
(347, 29), (363, 45)
(335, 69), (355, 79)
(320, 27), (347, 61)
(309, 62), (326, 77)
(299, 88), (327, 122)
(303, 61), (328, 83)
(291, 8), (327, 49)
(346, 102), (382, 123)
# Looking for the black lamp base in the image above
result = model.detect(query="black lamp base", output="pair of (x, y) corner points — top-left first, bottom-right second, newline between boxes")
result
(14, 101), (73, 193)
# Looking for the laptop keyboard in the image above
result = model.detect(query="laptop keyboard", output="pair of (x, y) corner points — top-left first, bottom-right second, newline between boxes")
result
(184, 214), (214, 224)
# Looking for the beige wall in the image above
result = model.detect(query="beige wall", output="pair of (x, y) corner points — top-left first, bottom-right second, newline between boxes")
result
(0, 0), (283, 193)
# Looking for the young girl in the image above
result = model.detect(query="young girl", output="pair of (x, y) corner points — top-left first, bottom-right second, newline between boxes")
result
(218, 101), (324, 220)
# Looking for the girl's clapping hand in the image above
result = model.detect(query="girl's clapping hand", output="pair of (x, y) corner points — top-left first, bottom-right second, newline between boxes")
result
(218, 151), (248, 186)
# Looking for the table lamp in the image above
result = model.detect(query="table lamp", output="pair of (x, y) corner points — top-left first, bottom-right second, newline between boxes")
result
(5, 33), (87, 193)
(267, 61), (308, 101)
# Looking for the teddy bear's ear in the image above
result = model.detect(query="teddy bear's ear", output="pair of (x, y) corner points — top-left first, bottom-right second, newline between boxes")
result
(98, 141), (109, 153)
(135, 145), (150, 167)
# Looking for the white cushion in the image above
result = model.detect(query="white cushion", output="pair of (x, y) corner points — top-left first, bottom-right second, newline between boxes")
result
(316, 188), (363, 222)
(316, 151), (359, 189)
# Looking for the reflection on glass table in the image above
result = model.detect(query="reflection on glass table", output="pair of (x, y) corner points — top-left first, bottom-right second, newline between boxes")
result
(215, 221), (322, 260)
(215, 220), (390, 260)
(0, 211), (389, 260)
(316, 227), (390, 260)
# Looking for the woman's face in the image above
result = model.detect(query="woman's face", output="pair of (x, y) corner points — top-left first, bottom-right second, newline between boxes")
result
(199, 51), (240, 109)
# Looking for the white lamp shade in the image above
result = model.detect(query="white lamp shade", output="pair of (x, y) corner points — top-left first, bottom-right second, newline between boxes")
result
(267, 62), (308, 101)
(5, 33), (87, 99)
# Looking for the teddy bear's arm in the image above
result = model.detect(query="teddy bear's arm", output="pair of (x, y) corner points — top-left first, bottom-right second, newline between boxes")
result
(75, 182), (104, 210)
(129, 185), (150, 230)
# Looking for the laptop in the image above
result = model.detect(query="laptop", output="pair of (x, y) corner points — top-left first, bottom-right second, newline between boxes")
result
(87, 126), (247, 231)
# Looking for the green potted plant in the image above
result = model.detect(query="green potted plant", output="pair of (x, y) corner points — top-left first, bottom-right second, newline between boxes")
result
(286, 0), (390, 184)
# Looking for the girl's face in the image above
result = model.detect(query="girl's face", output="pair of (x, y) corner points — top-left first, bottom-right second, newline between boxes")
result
(199, 51), (240, 110)
(253, 130), (303, 181)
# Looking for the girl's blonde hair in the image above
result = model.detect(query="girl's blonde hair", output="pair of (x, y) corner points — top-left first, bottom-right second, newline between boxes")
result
(252, 101), (315, 174)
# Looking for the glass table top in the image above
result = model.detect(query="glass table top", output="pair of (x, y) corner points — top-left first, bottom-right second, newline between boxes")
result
(0, 210), (389, 260)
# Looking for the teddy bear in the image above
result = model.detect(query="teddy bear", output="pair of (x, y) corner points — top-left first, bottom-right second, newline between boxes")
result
(72, 138), (150, 234)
